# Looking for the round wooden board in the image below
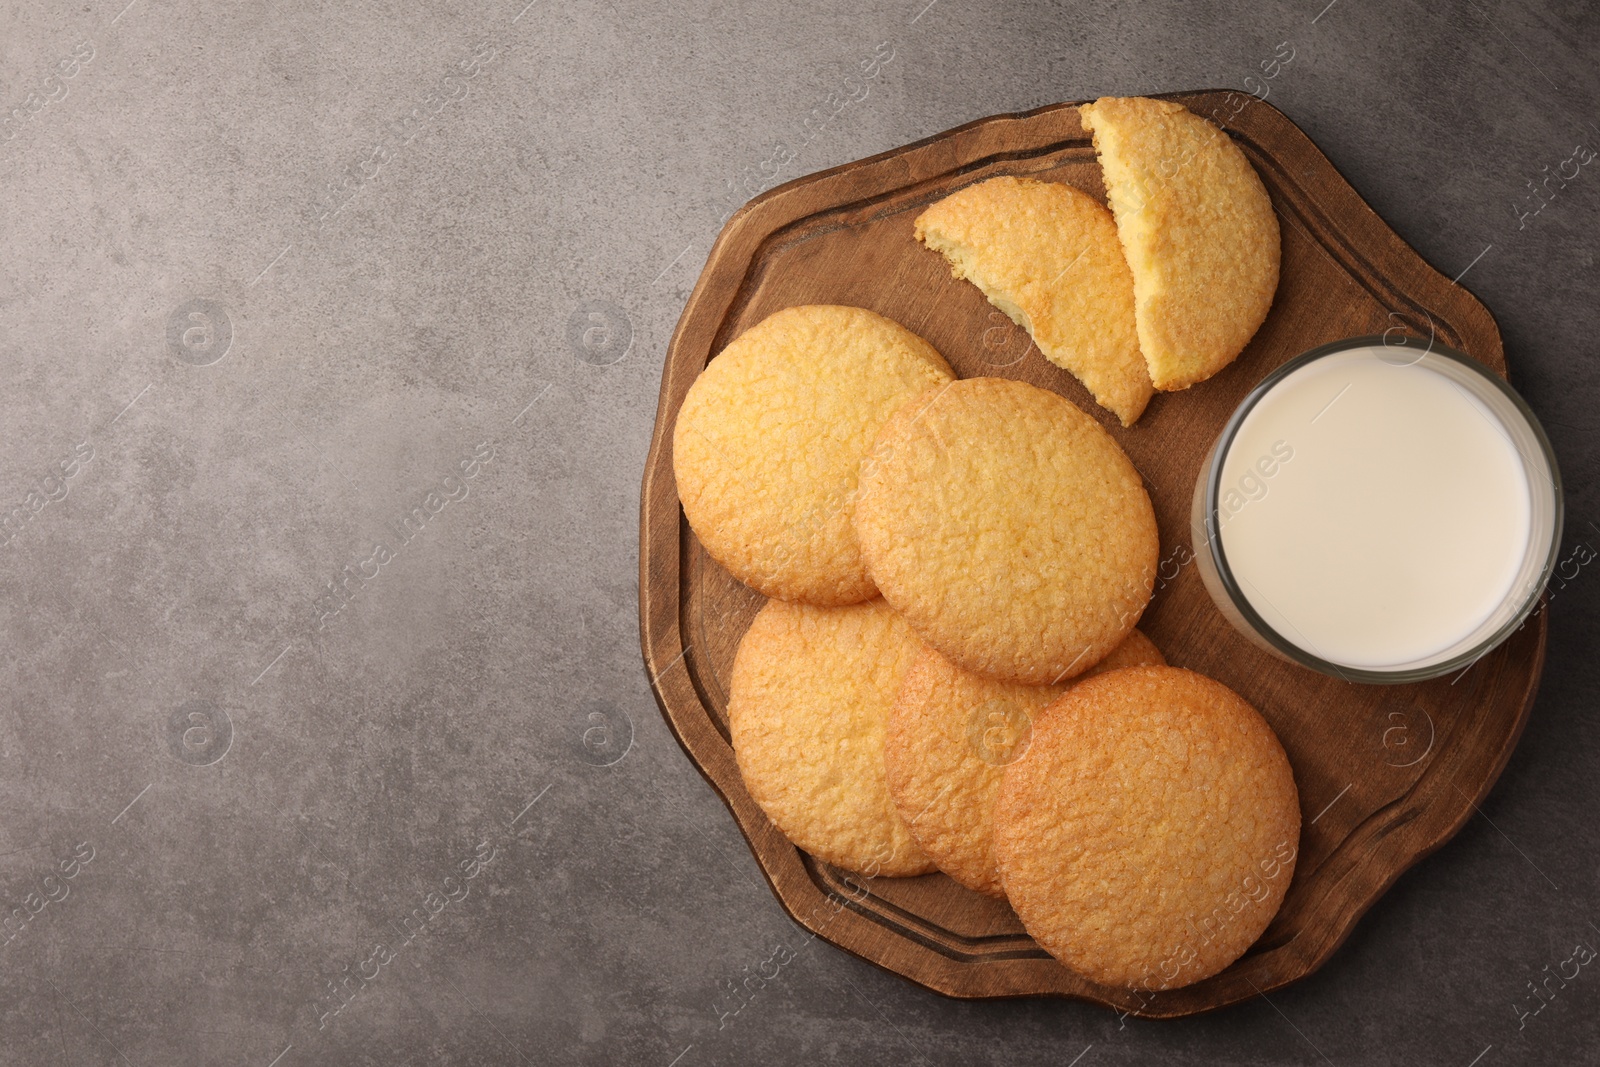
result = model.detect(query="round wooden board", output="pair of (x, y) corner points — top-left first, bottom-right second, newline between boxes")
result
(638, 91), (1547, 1017)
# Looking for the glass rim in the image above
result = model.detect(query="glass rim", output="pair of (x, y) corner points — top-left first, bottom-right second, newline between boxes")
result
(1202, 333), (1564, 684)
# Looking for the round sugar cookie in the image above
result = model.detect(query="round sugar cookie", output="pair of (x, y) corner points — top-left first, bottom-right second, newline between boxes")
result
(673, 305), (954, 605)
(853, 376), (1158, 684)
(728, 598), (936, 877)
(994, 666), (1301, 990)
(884, 630), (1164, 897)
(1080, 96), (1280, 392)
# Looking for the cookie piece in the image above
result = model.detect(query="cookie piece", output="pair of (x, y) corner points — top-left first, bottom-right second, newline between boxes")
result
(673, 305), (955, 605)
(728, 598), (936, 877)
(853, 376), (1158, 684)
(914, 176), (1152, 426)
(1079, 96), (1280, 391)
(885, 630), (1165, 897)
(994, 666), (1301, 990)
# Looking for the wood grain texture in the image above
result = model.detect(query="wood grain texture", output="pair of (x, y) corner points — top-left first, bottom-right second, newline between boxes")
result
(638, 91), (1547, 1017)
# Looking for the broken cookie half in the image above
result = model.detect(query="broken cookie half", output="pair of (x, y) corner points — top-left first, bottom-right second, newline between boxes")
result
(914, 176), (1153, 426)
(1079, 96), (1280, 392)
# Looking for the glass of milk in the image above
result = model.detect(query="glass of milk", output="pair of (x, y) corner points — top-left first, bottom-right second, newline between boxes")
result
(1190, 335), (1562, 683)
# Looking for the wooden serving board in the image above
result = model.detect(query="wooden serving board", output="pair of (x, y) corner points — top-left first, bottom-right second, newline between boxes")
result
(638, 91), (1546, 1017)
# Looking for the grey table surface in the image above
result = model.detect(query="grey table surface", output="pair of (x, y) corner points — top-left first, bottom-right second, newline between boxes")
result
(2, 0), (1597, 1063)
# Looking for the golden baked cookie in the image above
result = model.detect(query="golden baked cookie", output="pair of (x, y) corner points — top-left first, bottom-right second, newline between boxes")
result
(728, 598), (936, 877)
(884, 630), (1165, 897)
(1079, 96), (1280, 392)
(853, 376), (1158, 685)
(673, 305), (955, 605)
(914, 176), (1152, 426)
(994, 666), (1301, 990)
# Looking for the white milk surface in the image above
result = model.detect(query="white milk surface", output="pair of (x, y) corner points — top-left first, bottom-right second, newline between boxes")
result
(1216, 348), (1532, 668)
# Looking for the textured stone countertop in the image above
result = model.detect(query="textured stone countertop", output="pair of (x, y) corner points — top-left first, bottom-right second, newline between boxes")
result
(1, 1), (1596, 1063)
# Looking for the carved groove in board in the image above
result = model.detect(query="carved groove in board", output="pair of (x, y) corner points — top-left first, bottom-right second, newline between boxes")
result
(1236, 137), (1472, 354)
